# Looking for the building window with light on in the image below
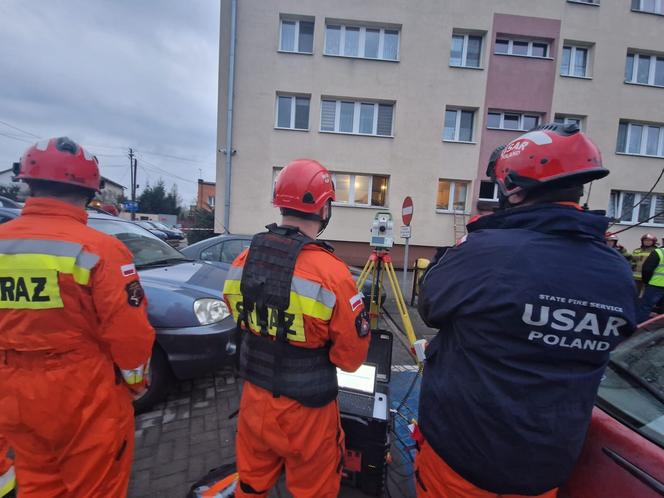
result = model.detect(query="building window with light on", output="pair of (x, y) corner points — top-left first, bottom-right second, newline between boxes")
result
(436, 180), (469, 213)
(331, 173), (389, 207)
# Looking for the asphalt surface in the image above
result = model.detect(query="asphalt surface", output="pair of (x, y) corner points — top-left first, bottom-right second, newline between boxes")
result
(128, 270), (435, 498)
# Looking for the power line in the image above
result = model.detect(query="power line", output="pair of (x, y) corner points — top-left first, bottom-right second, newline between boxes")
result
(0, 132), (33, 144)
(139, 149), (213, 165)
(0, 119), (40, 139)
(138, 156), (199, 184)
(608, 167), (664, 230)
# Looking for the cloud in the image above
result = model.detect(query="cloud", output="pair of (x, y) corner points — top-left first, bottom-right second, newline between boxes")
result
(0, 0), (220, 203)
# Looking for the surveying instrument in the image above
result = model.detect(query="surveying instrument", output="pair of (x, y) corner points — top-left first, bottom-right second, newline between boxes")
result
(356, 212), (419, 358)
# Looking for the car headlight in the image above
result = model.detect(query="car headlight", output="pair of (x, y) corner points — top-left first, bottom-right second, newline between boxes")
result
(194, 298), (230, 325)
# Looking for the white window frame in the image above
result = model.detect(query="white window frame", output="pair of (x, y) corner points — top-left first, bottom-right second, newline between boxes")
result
(610, 190), (664, 226)
(320, 99), (394, 137)
(450, 33), (483, 68)
(487, 111), (540, 131)
(324, 23), (400, 61)
(617, 121), (664, 158)
(436, 179), (470, 213)
(279, 18), (314, 54)
(561, 45), (590, 78)
(207, 196), (215, 207)
(478, 181), (499, 201)
(554, 115), (584, 129)
(331, 173), (388, 208)
(443, 108), (475, 143)
(567, 0), (600, 5)
(275, 94), (310, 131)
(625, 53), (664, 87)
(632, 0), (664, 14)
(495, 38), (550, 58)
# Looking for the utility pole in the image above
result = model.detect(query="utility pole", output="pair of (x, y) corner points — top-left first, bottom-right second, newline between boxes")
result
(128, 148), (138, 220)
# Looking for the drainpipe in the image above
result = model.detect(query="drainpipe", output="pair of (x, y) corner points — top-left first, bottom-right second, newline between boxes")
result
(223, 0), (237, 233)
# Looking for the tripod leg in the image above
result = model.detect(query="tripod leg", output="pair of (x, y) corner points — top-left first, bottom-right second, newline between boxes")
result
(356, 258), (374, 291)
(369, 261), (381, 330)
(384, 261), (419, 349)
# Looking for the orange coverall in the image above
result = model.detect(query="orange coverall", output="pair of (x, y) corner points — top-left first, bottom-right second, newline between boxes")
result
(0, 197), (155, 497)
(0, 437), (14, 497)
(223, 244), (370, 498)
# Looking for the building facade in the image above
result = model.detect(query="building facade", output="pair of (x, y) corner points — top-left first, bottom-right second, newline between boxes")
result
(197, 179), (216, 211)
(217, 0), (664, 266)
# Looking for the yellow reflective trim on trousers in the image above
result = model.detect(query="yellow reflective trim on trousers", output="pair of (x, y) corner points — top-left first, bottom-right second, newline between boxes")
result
(121, 366), (145, 385)
(0, 466), (15, 497)
(0, 253), (92, 285)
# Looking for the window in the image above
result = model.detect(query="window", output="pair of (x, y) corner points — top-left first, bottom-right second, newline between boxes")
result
(479, 181), (499, 201)
(617, 121), (664, 158)
(200, 239), (251, 264)
(561, 45), (589, 77)
(631, 0), (664, 15)
(279, 18), (314, 54)
(332, 173), (389, 207)
(568, 0), (600, 4)
(207, 196), (215, 208)
(609, 190), (664, 226)
(324, 23), (399, 60)
(495, 37), (549, 58)
(487, 111), (540, 131)
(450, 33), (483, 68)
(436, 180), (469, 212)
(625, 52), (664, 87)
(276, 95), (310, 130)
(554, 115), (584, 129)
(443, 109), (475, 142)
(320, 99), (394, 136)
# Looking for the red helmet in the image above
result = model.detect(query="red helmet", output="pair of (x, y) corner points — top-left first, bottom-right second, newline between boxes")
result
(273, 159), (335, 214)
(642, 233), (657, 243)
(14, 137), (101, 191)
(486, 123), (608, 197)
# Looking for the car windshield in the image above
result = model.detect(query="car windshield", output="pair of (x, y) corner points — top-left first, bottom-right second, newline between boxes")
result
(88, 218), (187, 267)
(597, 326), (664, 449)
(153, 221), (171, 230)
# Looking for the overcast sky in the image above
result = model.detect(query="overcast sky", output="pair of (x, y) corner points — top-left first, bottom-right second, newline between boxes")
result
(0, 0), (220, 204)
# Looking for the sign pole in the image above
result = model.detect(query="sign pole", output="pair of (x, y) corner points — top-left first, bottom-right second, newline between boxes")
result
(401, 196), (414, 292)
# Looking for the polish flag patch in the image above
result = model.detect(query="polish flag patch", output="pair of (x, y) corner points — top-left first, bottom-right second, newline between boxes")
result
(121, 263), (137, 277)
(349, 292), (364, 312)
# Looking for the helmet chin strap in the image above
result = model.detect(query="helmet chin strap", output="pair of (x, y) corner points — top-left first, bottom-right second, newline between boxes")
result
(316, 200), (332, 237)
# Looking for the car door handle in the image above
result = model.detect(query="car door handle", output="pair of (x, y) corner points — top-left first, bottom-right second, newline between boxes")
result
(602, 447), (664, 496)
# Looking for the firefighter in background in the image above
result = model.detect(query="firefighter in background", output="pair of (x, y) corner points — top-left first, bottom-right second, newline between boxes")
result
(417, 124), (636, 498)
(0, 438), (14, 498)
(0, 137), (155, 497)
(605, 232), (632, 261)
(222, 159), (370, 498)
(637, 241), (664, 322)
(632, 233), (658, 294)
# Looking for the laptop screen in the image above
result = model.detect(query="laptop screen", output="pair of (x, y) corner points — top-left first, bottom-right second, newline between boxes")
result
(336, 364), (377, 394)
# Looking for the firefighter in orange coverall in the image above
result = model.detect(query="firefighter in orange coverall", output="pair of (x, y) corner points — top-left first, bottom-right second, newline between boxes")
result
(0, 137), (155, 497)
(0, 437), (14, 497)
(222, 159), (370, 498)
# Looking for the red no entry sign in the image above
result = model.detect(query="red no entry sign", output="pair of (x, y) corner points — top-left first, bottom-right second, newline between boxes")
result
(402, 196), (413, 226)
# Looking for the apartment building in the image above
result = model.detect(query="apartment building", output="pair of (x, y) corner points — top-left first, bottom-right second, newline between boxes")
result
(217, 0), (664, 266)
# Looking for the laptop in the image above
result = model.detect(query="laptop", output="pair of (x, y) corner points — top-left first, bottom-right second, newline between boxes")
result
(337, 363), (388, 421)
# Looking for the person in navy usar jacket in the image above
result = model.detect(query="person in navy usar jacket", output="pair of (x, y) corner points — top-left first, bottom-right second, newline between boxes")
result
(415, 123), (637, 498)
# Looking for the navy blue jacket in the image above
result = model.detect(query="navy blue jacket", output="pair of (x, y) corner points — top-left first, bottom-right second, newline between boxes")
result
(418, 204), (637, 495)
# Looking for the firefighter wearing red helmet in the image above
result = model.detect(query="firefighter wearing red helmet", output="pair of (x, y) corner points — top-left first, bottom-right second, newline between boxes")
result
(631, 233), (658, 293)
(222, 159), (370, 497)
(416, 124), (636, 497)
(0, 137), (154, 497)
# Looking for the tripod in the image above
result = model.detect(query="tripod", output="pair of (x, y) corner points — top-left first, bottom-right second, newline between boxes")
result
(356, 248), (419, 356)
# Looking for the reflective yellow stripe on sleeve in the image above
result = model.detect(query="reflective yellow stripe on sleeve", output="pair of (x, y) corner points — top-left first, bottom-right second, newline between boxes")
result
(0, 466), (15, 497)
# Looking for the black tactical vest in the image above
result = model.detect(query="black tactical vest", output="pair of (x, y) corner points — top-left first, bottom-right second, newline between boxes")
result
(238, 224), (338, 408)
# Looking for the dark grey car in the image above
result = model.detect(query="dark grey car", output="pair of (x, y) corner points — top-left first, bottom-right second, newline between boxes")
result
(180, 234), (252, 271)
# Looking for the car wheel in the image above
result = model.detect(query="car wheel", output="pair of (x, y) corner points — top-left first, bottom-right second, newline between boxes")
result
(133, 346), (173, 414)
